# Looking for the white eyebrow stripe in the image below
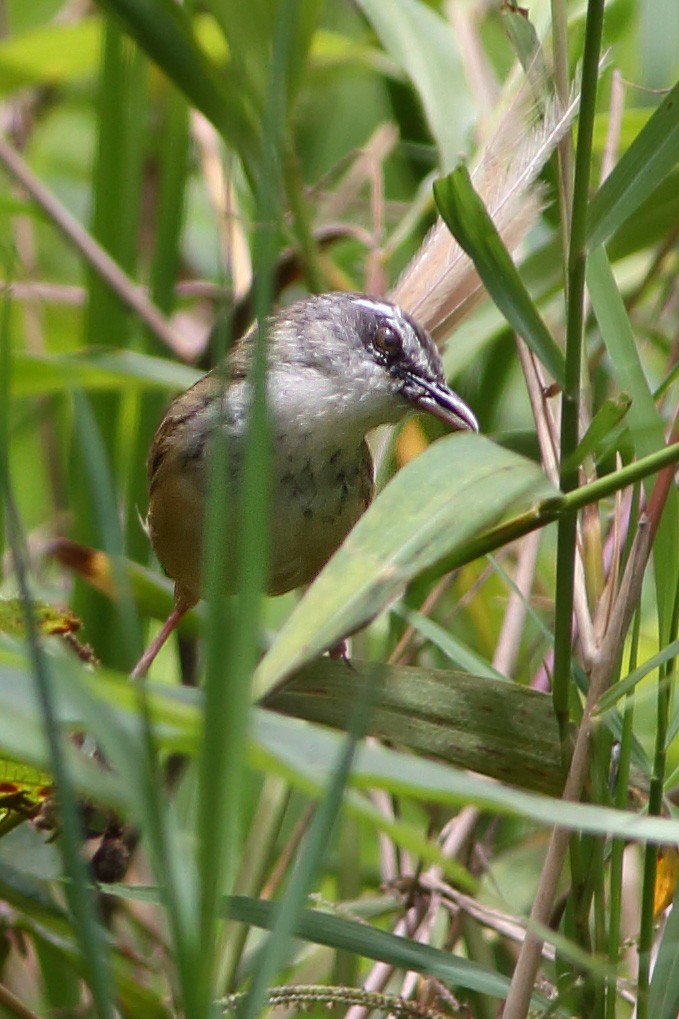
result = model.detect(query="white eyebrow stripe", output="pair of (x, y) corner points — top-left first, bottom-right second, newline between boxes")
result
(351, 297), (401, 321)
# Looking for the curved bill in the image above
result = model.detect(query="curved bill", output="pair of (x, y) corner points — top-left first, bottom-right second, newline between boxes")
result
(403, 373), (479, 432)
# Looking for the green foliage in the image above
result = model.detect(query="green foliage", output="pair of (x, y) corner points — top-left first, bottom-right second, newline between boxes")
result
(0, 2), (677, 1018)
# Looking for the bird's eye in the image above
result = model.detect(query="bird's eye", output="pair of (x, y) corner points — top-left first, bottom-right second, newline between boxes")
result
(374, 324), (402, 358)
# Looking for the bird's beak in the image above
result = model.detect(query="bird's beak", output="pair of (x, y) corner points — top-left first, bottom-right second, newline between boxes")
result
(403, 373), (479, 432)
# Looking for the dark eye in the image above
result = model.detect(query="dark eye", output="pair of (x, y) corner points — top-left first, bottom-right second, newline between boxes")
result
(374, 323), (402, 358)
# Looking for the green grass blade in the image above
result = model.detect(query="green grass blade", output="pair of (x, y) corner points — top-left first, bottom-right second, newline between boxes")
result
(70, 23), (146, 668)
(596, 637), (679, 714)
(560, 393), (632, 472)
(207, 0), (322, 112)
(649, 876), (679, 1018)
(0, 250), (12, 567)
(225, 895), (514, 1002)
(0, 480), (116, 1018)
(126, 86), (190, 561)
(194, 0), (301, 1009)
(434, 166), (566, 384)
(12, 349), (199, 397)
(72, 393), (142, 665)
(587, 245), (679, 638)
(588, 79), (679, 249)
(240, 696), (365, 1019)
(94, 0), (260, 180)
(394, 603), (507, 681)
(356, 0), (472, 169)
(253, 710), (679, 844)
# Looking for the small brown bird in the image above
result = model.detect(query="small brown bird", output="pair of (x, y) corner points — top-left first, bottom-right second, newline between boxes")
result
(133, 292), (478, 677)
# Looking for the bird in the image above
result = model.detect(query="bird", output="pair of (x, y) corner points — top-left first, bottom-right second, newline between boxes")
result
(132, 291), (478, 677)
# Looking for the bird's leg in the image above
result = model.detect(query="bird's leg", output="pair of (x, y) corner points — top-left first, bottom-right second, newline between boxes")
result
(131, 600), (190, 679)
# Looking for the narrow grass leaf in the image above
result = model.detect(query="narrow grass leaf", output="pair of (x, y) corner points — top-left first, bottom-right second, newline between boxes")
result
(561, 392), (632, 472)
(501, 5), (543, 72)
(588, 79), (679, 249)
(587, 245), (679, 637)
(393, 604), (507, 681)
(649, 879), (679, 1019)
(0, 251), (11, 567)
(0, 491), (116, 1017)
(12, 350), (199, 396)
(434, 166), (565, 384)
(209, 0), (322, 112)
(69, 25), (147, 667)
(596, 637), (679, 714)
(95, 0), (259, 180)
(226, 895), (513, 1002)
(195, 1), (297, 1008)
(241, 685), (366, 1019)
(127, 85), (190, 561)
(94, 882), (518, 1002)
(586, 247), (670, 454)
(252, 710), (679, 844)
(355, 0), (472, 169)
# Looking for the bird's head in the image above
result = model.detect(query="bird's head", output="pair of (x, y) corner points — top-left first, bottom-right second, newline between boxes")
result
(271, 292), (479, 435)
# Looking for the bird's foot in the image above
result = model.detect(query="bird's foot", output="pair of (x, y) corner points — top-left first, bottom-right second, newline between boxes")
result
(328, 638), (351, 664)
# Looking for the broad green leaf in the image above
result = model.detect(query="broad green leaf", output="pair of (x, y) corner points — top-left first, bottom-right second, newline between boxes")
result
(12, 350), (199, 397)
(0, 646), (471, 882)
(254, 434), (556, 695)
(0, 697), (126, 811)
(4, 645), (679, 848)
(588, 78), (679, 249)
(0, 643), (198, 743)
(355, 0), (473, 169)
(0, 646), (195, 814)
(434, 166), (566, 384)
(262, 658), (564, 795)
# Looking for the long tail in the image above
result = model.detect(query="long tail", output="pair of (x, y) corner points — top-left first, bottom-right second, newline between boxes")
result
(391, 79), (579, 342)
